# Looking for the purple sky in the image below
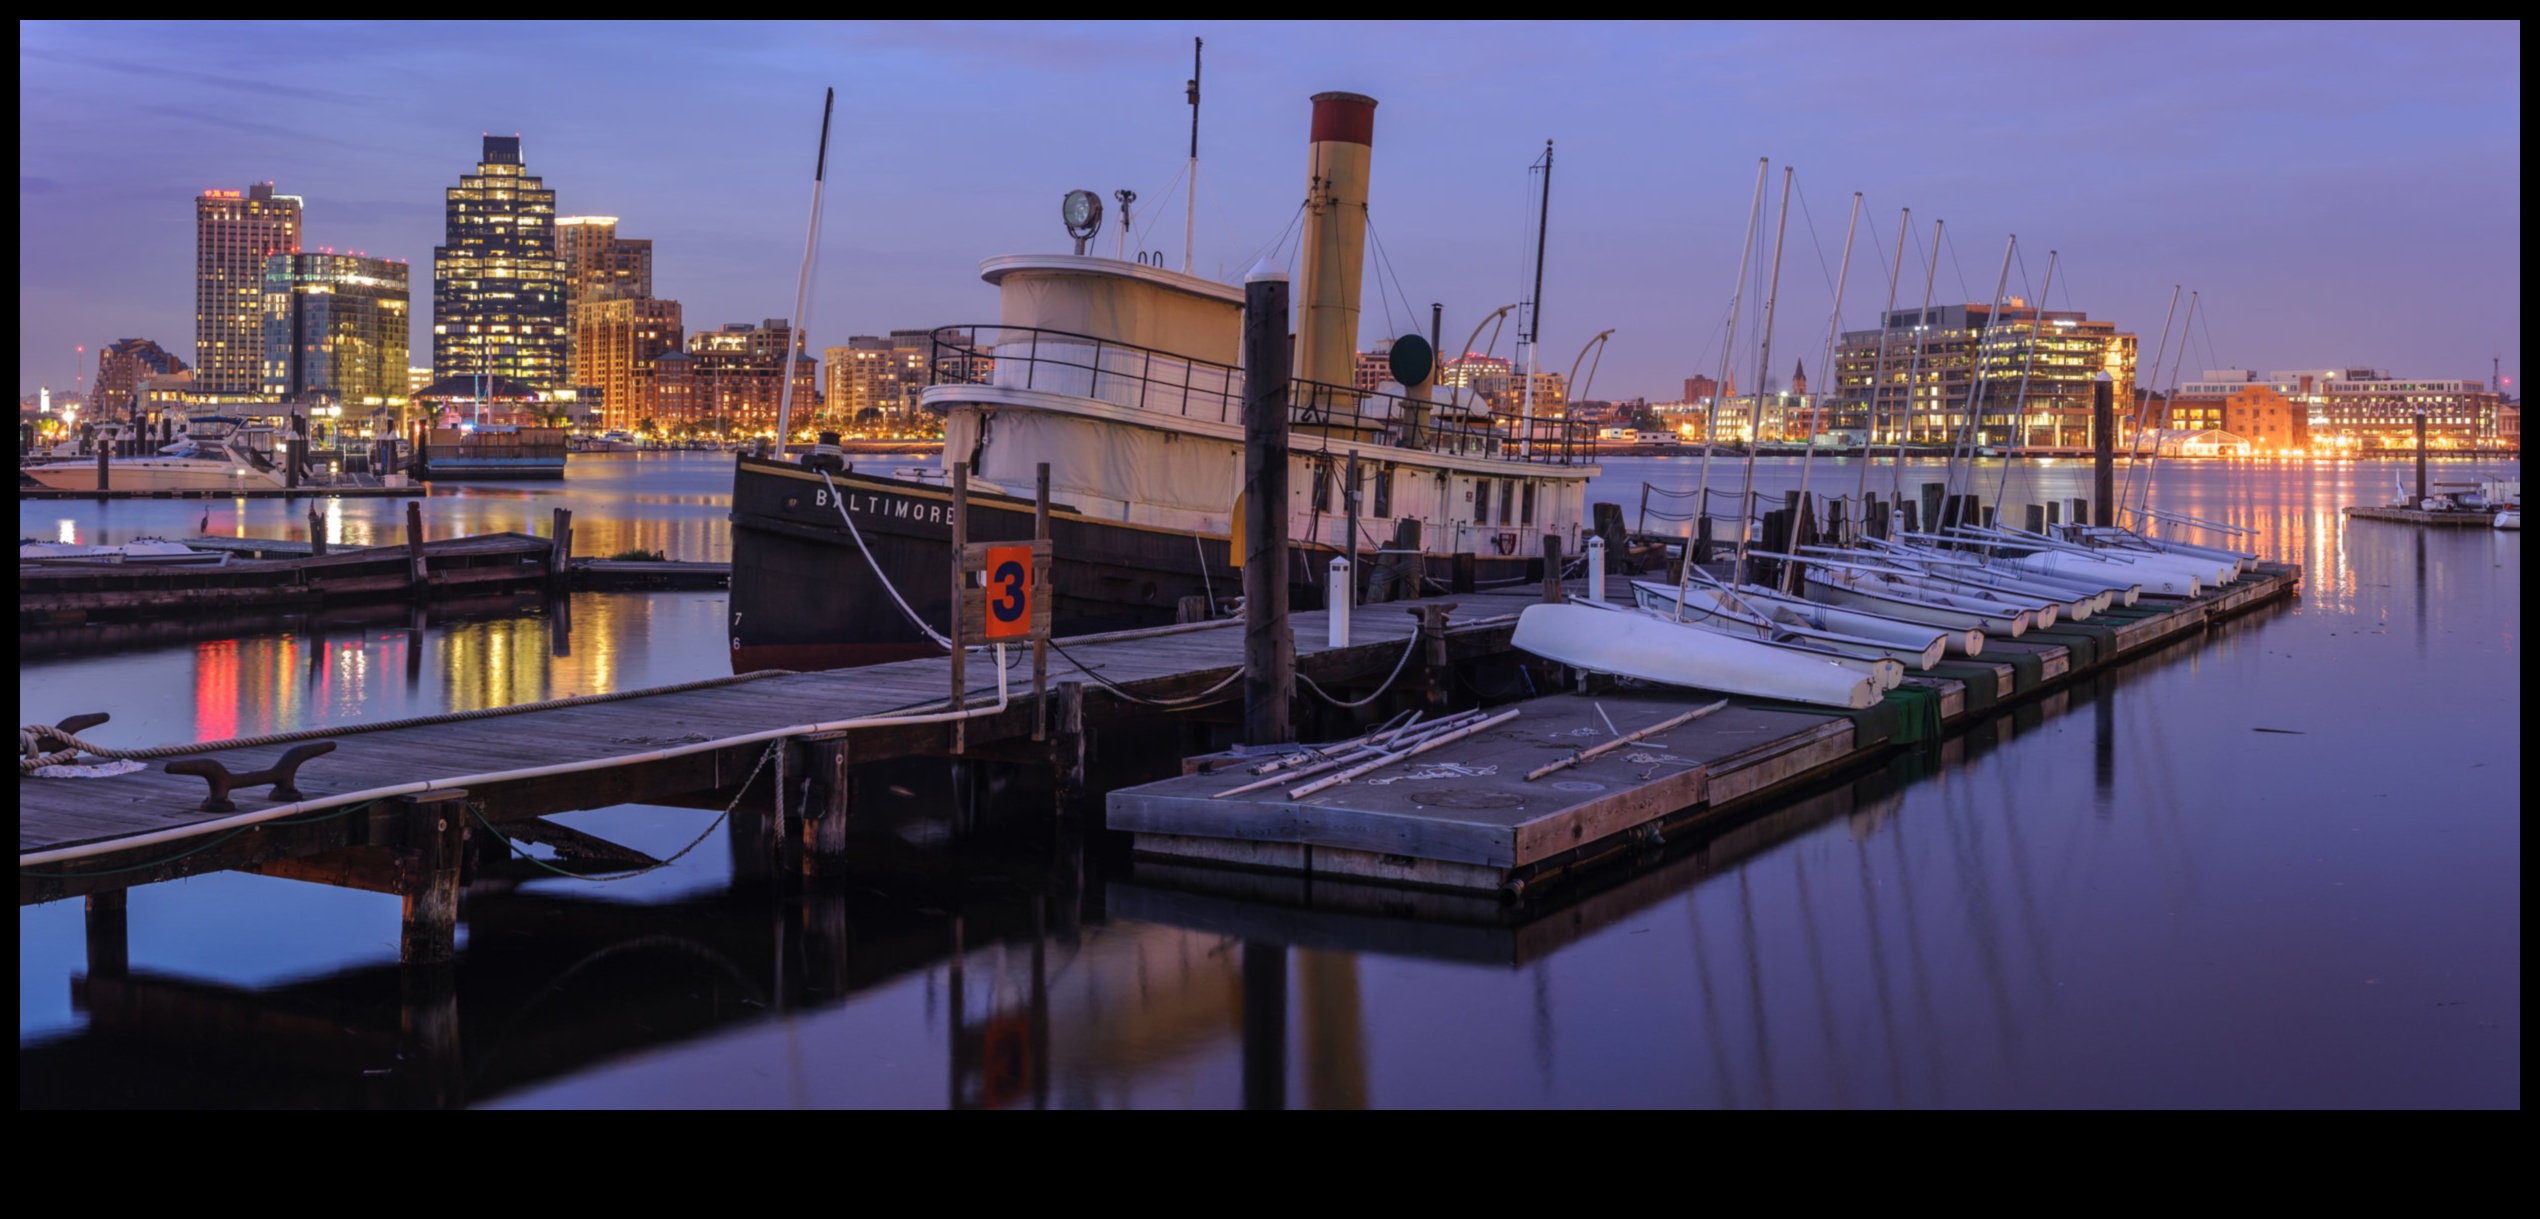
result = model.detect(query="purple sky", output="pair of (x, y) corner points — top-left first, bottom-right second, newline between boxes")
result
(19, 21), (2522, 402)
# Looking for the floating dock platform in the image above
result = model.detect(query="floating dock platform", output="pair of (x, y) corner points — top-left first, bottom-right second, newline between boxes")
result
(1108, 562), (2302, 895)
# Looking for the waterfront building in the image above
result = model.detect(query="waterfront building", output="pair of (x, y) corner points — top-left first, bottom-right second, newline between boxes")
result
(196, 184), (304, 393)
(95, 339), (189, 414)
(651, 349), (699, 432)
(687, 320), (818, 438)
(1834, 301), (2136, 447)
(432, 136), (566, 391)
(558, 216), (653, 374)
(578, 293), (683, 431)
(259, 253), (411, 417)
(822, 340), (893, 424)
(1438, 353), (1564, 416)
(2181, 369), (2505, 451)
(408, 366), (434, 396)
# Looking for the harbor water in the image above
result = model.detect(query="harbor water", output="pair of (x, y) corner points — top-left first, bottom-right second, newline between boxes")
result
(18, 456), (2520, 1107)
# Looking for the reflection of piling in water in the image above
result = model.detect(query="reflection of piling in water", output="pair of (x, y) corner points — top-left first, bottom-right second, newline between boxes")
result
(1300, 949), (1368, 1109)
(1242, 941), (1287, 1110)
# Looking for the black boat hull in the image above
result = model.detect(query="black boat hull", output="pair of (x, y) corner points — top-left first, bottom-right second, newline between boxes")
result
(726, 456), (1526, 673)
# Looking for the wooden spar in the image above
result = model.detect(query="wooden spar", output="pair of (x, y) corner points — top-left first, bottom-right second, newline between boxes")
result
(1216, 711), (1483, 798)
(950, 463), (968, 753)
(1288, 709), (1522, 800)
(1525, 701), (1727, 781)
(1247, 709), (1445, 775)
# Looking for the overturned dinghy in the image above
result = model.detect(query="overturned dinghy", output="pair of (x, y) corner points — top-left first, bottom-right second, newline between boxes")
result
(1514, 602), (1879, 709)
(1631, 580), (1949, 670)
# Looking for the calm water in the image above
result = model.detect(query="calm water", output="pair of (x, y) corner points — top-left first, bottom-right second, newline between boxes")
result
(18, 457), (2520, 1107)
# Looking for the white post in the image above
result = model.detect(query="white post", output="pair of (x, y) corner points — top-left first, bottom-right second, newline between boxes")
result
(1328, 556), (1352, 647)
(1586, 536), (1606, 602)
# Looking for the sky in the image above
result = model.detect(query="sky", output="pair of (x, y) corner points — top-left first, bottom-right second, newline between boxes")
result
(17, 21), (2524, 402)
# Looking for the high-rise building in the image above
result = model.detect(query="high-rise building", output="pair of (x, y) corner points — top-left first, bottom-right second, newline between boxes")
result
(823, 340), (892, 423)
(1834, 301), (2136, 447)
(95, 339), (190, 414)
(558, 216), (652, 374)
(260, 253), (412, 414)
(433, 136), (566, 390)
(196, 184), (304, 393)
(579, 295), (683, 430)
(688, 320), (818, 437)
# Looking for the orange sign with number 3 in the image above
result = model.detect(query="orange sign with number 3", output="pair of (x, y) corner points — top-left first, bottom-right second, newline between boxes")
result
(982, 544), (1032, 639)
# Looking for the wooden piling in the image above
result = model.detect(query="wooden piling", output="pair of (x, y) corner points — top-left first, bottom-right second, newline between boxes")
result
(2026, 503), (2047, 533)
(1055, 680), (1087, 795)
(403, 500), (428, 596)
(1034, 463), (1051, 742)
(548, 507), (572, 596)
(1241, 268), (1293, 747)
(950, 463), (969, 753)
(1920, 482), (1945, 535)
(308, 506), (327, 557)
(2092, 372), (2115, 526)
(397, 790), (469, 966)
(2070, 496), (2090, 528)
(96, 446), (110, 494)
(799, 734), (851, 876)
(1541, 534), (1564, 603)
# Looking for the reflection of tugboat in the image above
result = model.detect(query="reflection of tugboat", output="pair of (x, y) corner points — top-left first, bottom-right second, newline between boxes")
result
(727, 90), (1601, 671)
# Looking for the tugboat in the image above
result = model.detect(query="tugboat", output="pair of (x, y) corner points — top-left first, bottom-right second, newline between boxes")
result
(726, 90), (1599, 671)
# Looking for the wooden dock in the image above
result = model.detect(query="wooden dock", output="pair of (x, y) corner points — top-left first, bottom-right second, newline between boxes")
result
(21, 532), (565, 625)
(1106, 562), (2302, 894)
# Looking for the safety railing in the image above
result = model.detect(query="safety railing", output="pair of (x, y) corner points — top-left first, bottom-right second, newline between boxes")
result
(926, 325), (1596, 466)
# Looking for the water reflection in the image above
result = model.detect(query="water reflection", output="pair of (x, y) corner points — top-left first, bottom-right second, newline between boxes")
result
(19, 462), (2520, 1107)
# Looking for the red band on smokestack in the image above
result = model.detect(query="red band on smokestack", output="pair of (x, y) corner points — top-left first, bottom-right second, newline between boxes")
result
(1309, 92), (1377, 145)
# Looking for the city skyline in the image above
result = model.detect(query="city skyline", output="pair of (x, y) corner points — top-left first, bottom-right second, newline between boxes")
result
(19, 21), (2523, 403)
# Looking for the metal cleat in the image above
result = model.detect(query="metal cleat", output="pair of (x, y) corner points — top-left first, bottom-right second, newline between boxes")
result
(165, 742), (337, 812)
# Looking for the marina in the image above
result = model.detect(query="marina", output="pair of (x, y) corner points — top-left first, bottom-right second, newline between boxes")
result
(18, 23), (2519, 1109)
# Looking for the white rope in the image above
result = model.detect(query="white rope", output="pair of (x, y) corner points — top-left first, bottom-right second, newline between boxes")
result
(1297, 628), (1424, 708)
(819, 469), (953, 650)
(1046, 639), (1246, 707)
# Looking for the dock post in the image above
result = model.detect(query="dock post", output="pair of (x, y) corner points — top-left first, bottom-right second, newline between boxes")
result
(2070, 497), (2090, 529)
(2092, 371), (2115, 526)
(1586, 537), (1606, 602)
(1241, 263), (1293, 747)
(397, 789), (469, 966)
(404, 500), (428, 597)
(1920, 482), (1945, 536)
(950, 464), (969, 753)
(1344, 448), (1361, 604)
(547, 507), (572, 597)
(84, 890), (129, 979)
(2026, 503), (2047, 533)
(1418, 604), (1453, 710)
(1055, 680), (1086, 796)
(2414, 408), (2428, 507)
(2045, 501), (2062, 527)
(1034, 462), (1051, 742)
(1541, 534), (1564, 603)
(800, 735), (851, 876)
(286, 436), (302, 489)
(96, 446), (109, 495)
(1328, 557), (1351, 646)
(308, 505), (327, 557)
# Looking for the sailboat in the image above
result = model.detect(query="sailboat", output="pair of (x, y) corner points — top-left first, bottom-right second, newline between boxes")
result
(1514, 602), (1881, 709)
(1630, 579), (1949, 669)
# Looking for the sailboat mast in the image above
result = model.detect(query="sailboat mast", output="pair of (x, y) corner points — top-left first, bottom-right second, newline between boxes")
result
(2136, 290), (2198, 523)
(1731, 165), (1795, 584)
(1693, 158), (1769, 565)
(1184, 37), (1201, 275)
(1785, 190), (1859, 590)
(1521, 140), (1553, 458)
(1944, 234), (2016, 505)
(2117, 285), (2182, 519)
(773, 87), (835, 456)
(1892, 219), (1943, 501)
(1990, 249), (2055, 512)
(1855, 207), (1909, 509)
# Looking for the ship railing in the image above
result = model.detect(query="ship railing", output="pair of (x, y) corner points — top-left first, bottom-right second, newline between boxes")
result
(927, 325), (1596, 466)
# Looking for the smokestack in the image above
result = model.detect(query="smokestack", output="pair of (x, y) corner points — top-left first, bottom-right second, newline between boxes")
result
(1295, 92), (1377, 394)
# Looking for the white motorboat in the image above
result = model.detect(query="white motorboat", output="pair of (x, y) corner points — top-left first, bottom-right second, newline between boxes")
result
(1805, 567), (2034, 637)
(1515, 602), (1879, 709)
(2496, 509), (2521, 531)
(21, 434), (285, 493)
(1632, 580), (1948, 670)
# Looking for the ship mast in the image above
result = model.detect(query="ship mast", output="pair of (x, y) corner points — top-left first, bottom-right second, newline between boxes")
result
(1185, 37), (1201, 275)
(773, 87), (835, 456)
(1521, 140), (1552, 458)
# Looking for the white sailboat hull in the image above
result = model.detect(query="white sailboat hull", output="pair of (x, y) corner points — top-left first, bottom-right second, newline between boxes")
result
(1515, 603), (1879, 709)
(1805, 569), (2034, 637)
(1632, 581), (1949, 670)
(1999, 551), (2201, 598)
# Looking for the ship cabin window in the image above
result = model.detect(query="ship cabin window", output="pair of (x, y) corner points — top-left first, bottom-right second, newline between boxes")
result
(1374, 464), (1393, 518)
(1499, 478), (1515, 525)
(1473, 478), (1492, 524)
(1520, 480), (1536, 525)
(1311, 460), (1332, 512)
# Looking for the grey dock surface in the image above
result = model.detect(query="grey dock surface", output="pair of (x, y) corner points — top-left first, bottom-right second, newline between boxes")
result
(1109, 562), (2303, 894)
